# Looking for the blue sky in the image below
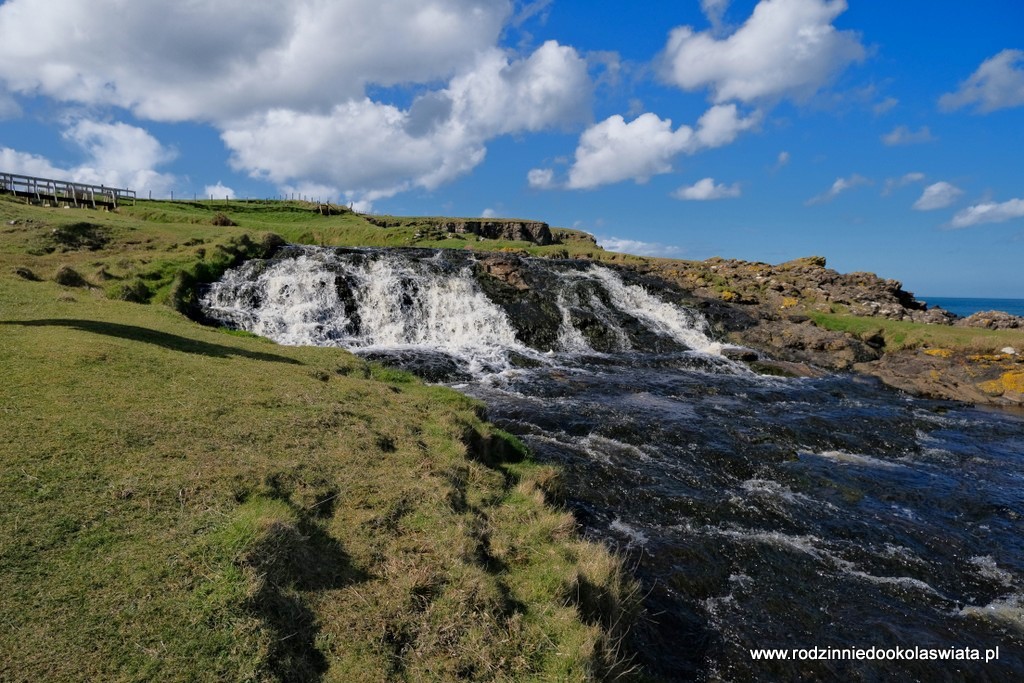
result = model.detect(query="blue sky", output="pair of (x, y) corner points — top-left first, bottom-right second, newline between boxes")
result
(1, 1), (1022, 297)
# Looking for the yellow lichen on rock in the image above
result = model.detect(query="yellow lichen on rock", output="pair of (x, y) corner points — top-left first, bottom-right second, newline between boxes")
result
(924, 348), (954, 359)
(780, 297), (799, 309)
(978, 371), (1024, 396)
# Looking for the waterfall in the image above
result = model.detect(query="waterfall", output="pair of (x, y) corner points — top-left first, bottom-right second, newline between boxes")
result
(201, 246), (728, 374)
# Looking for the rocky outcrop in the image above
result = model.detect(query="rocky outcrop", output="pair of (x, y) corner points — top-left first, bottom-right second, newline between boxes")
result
(955, 310), (1024, 330)
(435, 219), (552, 245)
(725, 316), (882, 370)
(365, 216), (553, 245)
(639, 255), (955, 324)
(856, 349), (1024, 406)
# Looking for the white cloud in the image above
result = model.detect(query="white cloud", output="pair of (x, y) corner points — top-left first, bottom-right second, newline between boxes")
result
(566, 113), (691, 189)
(1, 119), (175, 196)
(597, 236), (683, 257)
(0, 147), (67, 179)
(527, 168), (555, 189)
(564, 105), (759, 190)
(939, 49), (1024, 113)
(882, 171), (925, 196)
(693, 103), (762, 147)
(0, 1), (595, 204)
(672, 177), (741, 200)
(701, 0), (731, 32)
(0, 0), (513, 122)
(774, 150), (791, 169)
(222, 41), (590, 203)
(950, 198), (1024, 228)
(805, 173), (870, 205)
(205, 182), (236, 199)
(881, 125), (935, 146)
(873, 96), (898, 115)
(660, 0), (865, 103)
(481, 208), (497, 218)
(913, 181), (962, 211)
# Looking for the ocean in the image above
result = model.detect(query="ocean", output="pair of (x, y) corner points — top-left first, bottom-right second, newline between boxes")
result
(921, 296), (1024, 318)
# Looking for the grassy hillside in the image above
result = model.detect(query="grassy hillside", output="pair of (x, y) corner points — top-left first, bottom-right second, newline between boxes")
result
(0, 196), (638, 682)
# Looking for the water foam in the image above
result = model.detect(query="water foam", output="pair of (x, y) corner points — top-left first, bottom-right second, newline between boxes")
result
(202, 247), (730, 376)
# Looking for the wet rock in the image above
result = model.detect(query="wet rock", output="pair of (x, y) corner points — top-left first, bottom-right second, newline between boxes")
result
(728, 319), (881, 370)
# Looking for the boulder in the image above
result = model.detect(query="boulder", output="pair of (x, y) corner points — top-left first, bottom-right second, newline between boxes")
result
(955, 310), (1024, 330)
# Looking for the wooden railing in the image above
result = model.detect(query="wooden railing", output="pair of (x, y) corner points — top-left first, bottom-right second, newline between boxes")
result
(0, 171), (136, 208)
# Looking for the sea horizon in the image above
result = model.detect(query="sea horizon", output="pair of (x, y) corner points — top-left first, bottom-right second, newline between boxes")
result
(920, 296), (1024, 318)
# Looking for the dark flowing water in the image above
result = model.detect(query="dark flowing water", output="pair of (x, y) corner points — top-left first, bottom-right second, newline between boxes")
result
(202, 247), (1024, 681)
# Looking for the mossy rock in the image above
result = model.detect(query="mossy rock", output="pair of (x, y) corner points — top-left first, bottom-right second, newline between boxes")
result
(54, 265), (87, 287)
(14, 266), (40, 281)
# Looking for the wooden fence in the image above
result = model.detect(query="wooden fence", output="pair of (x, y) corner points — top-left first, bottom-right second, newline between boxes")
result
(0, 171), (136, 209)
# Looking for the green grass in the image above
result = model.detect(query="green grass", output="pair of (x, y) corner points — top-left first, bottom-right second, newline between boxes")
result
(0, 196), (638, 682)
(808, 311), (1023, 352)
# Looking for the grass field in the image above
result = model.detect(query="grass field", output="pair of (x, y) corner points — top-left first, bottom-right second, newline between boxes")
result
(0, 196), (638, 682)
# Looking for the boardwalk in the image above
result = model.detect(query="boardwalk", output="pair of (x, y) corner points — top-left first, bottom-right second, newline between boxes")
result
(0, 171), (136, 209)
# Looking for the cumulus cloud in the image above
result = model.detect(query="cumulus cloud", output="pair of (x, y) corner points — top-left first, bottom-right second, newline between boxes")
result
(527, 168), (555, 189)
(912, 181), (962, 211)
(805, 173), (870, 205)
(481, 208), (497, 218)
(0, 1), (596, 203)
(939, 49), (1024, 113)
(881, 125), (935, 146)
(597, 236), (683, 257)
(205, 182), (236, 199)
(0, 0), (513, 122)
(0, 147), (67, 179)
(562, 105), (760, 190)
(672, 177), (741, 200)
(2, 120), (176, 195)
(950, 198), (1024, 228)
(660, 0), (865, 103)
(222, 41), (590, 202)
(882, 171), (925, 196)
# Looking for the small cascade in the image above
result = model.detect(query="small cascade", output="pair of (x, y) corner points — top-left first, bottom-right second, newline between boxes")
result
(201, 246), (728, 375)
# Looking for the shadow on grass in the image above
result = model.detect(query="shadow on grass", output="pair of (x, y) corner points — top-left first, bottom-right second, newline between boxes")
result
(2, 319), (302, 365)
(252, 519), (368, 682)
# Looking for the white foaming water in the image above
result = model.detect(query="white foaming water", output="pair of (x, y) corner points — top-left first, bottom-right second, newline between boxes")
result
(609, 518), (650, 546)
(958, 594), (1024, 630)
(202, 247), (729, 374)
(587, 265), (723, 355)
(740, 478), (830, 509)
(807, 449), (904, 469)
(969, 555), (1017, 588)
(203, 249), (534, 373)
(554, 290), (595, 353)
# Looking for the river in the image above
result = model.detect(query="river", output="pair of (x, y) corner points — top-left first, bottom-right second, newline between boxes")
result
(201, 246), (1024, 681)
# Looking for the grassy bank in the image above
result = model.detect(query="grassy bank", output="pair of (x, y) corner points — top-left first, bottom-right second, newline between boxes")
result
(808, 311), (1022, 353)
(0, 196), (638, 681)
